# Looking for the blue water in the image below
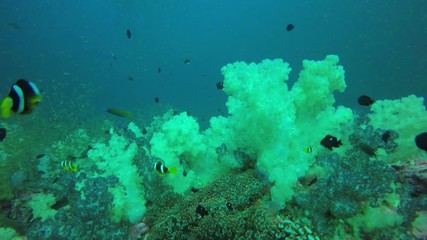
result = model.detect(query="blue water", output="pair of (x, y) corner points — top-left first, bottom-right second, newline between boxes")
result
(1, 0), (425, 126)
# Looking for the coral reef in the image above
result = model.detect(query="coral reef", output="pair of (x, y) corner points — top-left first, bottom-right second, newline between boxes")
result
(11, 173), (129, 239)
(143, 170), (318, 240)
(1, 55), (426, 240)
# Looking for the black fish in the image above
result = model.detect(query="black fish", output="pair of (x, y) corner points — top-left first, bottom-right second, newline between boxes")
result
(358, 95), (375, 106)
(307, 176), (318, 186)
(158, 67), (161, 73)
(286, 24), (294, 31)
(415, 132), (427, 151)
(184, 58), (190, 64)
(226, 202), (233, 211)
(191, 187), (199, 193)
(126, 29), (132, 39)
(52, 197), (69, 210)
(382, 130), (391, 143)
(0, 128), (6, 141)
(196, 204), (208, 217)
(154, 97), (159, 103)
(216, 81), (224, 90)
(320, 134), (342, 150)
(359, 143), (376, 158)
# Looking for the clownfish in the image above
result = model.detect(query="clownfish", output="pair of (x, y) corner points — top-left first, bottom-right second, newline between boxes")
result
(1, 79), (42, 118)
(153, 162), (176, 175)
(61, 160), (78, 173)
(303, 146), (313, 154)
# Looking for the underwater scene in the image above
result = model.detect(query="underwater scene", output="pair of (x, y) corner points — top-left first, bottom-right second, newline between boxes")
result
(0, 0), (427, 239)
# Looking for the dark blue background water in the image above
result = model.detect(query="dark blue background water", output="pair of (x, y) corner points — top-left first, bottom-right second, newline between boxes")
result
(1, 0), (426, 127)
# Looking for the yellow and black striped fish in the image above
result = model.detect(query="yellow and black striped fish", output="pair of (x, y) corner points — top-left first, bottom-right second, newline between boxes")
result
(1, 79), (42, 118)
(61, 160), (78, 173)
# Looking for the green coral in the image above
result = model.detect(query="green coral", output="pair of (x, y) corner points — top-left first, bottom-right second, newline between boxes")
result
(87, 125), (146, 224)
(368, 95), (427, 163)
(149, 55), (353, 210)
(26, 193), (57, 222)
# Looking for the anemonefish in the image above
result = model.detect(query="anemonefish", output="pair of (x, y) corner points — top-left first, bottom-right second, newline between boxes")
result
(303, 146), (313, 154)
(61, 160), (78, 173)
(1, 79), (42, 118)
(153, 162), (176, 175)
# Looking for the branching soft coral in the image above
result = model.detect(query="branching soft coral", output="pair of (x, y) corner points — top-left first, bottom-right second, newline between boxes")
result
(368, 95), (427, 163)
(150, 55), (353, 210)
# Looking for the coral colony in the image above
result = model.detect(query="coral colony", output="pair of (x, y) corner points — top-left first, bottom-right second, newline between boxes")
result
(1, 56), (427, 239)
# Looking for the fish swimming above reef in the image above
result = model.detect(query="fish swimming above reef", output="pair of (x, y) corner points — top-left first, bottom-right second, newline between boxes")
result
(320, 135), (342, 150)
(196, 204), (208, 218)
(61, 160), (78, 173)
(0, 127), (6, 142)
(286, 24), (294, 31)
(358, 142), (376, 158)
(358, 95), (375, 106)
(216, 81), (224, 90)
(415, 132), (427, 151)
(382, 130), (391, 143)
(153, 162), (176, 175)
(303, 146), (313, 154)
(0, 79), (42, 118)
(106, 108), (133, 120)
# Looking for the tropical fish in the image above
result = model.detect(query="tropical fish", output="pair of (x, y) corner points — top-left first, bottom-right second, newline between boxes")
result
(382, 130), (391, 143)
(216, 81), (224, 90)
(320, 135), (342, 150)
(0, 128), (6, 142)
(196, 204), (208, 217)
(415, 132), (427, 151)
(303, 146), (313, 154)
(153, 162), (176, 175)
(357, 95), (375, 106)
(358, 142), (376, 158)
(106, 108), (133, 120)
(61, 160), (78, 173)
(1, 79), (42, 118)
